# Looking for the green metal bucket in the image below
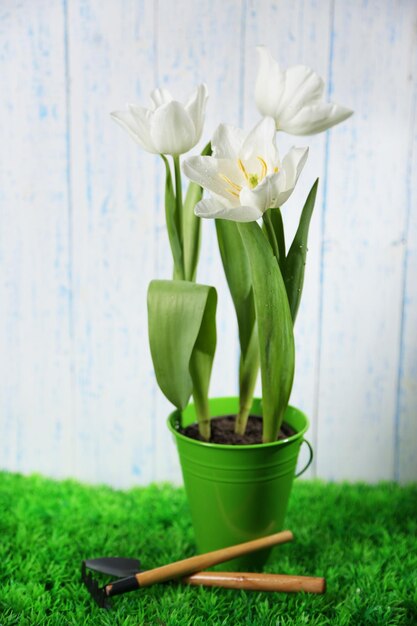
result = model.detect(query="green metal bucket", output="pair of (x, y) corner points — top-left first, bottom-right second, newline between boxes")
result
(167, 397), (313, 570)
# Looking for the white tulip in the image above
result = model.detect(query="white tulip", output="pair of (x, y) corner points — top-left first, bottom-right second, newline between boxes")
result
(255, 46), (353, 135)
(111, 84), (208, 155)
(182, 117), (308, 222)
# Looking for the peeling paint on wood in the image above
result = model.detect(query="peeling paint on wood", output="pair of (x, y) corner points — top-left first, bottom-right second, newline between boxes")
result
(0, 0), (416, 487)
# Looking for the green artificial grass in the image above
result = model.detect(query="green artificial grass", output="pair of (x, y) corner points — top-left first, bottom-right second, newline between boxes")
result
(0, 472), (416, 625)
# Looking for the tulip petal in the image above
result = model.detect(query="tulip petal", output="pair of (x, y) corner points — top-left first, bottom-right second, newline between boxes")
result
(195, 197), (263, 222)
(113, 83), (206, 156)
(110, 109), (158, 153)
(282, 101), (354, 135)
(150, 88), (174, 108)
(255, 46), (286, 119)
(185, 84), (208, 144)
(280, 146), (309, 189)
(255, 47), (353, 136)
(239, 174), (282, 213)
(278, 65), (324, 123)
(240, 146), (308, 211)
(150, 101), (196, 155)
(240, 173), (289, 211)
(127, 104), (158, 152)
(182, 156), (240, 203)
(271, 146), (309, 205)
(212, 123), (246, 159)
(239, 117), (279, 172)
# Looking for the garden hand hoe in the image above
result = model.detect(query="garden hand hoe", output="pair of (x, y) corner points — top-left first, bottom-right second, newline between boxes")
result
(82, 530), (326, 608)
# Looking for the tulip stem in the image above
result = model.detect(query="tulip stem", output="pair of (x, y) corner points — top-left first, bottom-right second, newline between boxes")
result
(172, 155), (185, 279)
(262, 211), (280, 262)
(161, 155), (185, 281)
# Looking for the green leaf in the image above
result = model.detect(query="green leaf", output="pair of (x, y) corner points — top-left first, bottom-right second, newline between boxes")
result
(183, 142), (212, 281)
(238, 222), (295, 442)
(262, 212), (279, 264)
(216, 221), (255, 354)
(284, 179), (319, 322)
(238, 322), (259, 433)
(161, 155), (184, 279)
(147, 280), (217, 439)
(215, 220), (259, 434)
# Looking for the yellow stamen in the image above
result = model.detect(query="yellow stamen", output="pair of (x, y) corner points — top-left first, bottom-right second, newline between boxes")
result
(220, 174), (242, 193)
(274, 166), (279, 173)
(257, 156), (268, 180)
(238, 159), (250, 183)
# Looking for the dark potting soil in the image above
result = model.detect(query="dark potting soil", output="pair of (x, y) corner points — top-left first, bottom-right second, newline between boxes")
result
(180, 415), (296, 445)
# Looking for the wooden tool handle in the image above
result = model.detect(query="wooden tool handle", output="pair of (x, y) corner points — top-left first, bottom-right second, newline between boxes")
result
(182, 571), (326, 594)
(136, 530), (293, 588)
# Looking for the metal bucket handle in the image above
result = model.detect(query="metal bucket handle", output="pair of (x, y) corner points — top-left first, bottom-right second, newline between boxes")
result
(295, 439), (314, 478)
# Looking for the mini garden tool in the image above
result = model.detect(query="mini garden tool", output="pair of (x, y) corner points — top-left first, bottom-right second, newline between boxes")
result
(183, 571), (326, 593)
(83, 529), (304, 607)
(82, 556), (325, 608)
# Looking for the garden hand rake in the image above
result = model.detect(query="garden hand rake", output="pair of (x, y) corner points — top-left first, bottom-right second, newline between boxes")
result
(82, 530), (326, 608)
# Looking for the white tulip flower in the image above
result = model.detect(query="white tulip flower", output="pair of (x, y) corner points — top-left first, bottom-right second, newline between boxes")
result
(182, 117), (308, 222)
(255, 46), (353, 135)
(111, 84), (208, 155)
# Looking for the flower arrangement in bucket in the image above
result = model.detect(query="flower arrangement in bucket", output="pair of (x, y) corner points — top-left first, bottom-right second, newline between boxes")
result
(112, 47), (352, 569)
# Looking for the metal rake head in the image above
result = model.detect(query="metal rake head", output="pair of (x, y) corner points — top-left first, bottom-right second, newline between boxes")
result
(81, 557), (142, 609)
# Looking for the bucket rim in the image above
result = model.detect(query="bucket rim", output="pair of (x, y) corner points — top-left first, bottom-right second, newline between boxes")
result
(167, 397), (309, 451)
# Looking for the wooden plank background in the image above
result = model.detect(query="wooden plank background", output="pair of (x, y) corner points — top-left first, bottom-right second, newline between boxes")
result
(0, 0), (416, 487)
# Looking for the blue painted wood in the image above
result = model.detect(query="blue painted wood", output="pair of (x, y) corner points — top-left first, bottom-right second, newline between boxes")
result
(316, 0), (417, 481)
(0, 1), (73, 478)
(66, 0), (157, 486)
(0, 0), (415, 485)
(396, 48), (417, 483)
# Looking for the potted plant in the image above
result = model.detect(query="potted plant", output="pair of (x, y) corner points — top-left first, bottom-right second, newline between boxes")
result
(111, 46), (352, 569)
